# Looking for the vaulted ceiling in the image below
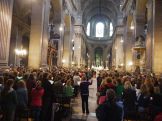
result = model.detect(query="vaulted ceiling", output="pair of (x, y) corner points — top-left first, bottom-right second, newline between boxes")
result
(81, 0), (121, 26)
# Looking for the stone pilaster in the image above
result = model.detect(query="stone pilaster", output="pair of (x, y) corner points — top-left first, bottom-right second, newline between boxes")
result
(0, 0), (14, 67)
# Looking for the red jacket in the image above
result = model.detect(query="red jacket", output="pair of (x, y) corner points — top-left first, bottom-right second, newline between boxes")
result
(154, 113), (162, 121)
(31, 87), (44, 107)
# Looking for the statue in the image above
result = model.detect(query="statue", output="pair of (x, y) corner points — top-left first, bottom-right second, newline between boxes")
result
(135, 35), (145, 47)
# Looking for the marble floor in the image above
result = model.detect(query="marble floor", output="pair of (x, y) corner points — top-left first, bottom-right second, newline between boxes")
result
(71, 95), (98, 121)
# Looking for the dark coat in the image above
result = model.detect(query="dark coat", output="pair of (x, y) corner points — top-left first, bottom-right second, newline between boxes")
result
(16, 88), (28, 108)
(80, 81), (92, 96)
(96, 100), (123, 121)
(122, 88), (137, 111)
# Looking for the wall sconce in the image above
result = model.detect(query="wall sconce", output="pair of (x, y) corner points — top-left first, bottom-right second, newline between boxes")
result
(15, 49), (27, 56)
(120, 63), (124, 66)
(130, 21), (135, 30)
(128, 61), (133, 66)
(62, 59), (66, 64)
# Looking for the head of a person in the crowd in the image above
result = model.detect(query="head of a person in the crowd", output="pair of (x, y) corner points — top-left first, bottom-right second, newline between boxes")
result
(106, 89), (116, 103)
(17, 80), (26, 89)
(0, 76), (4, 86)
(106, 78), (112, 83)
(81, 76), (87, 81)
(140, 84), (149, 96)
(48, 74), (53, 80)
(124, 81), (133, 90)
(17, 72), (23, 77)
(36, 80), (42, 89)
(5, 79), (14, 90)
(158, 78), (162, 85)
(66, 79), (72, 86)
(23, 74), (29, 81)
(28, 74), (35, 81)
(154, 86), (160, 94)
(117, 78), (122, 85)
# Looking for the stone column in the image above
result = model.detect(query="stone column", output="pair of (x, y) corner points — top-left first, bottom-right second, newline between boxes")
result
(28, 0), (49, 69)
(0, 0), (14, 67)
(153, 0), (162, 74)
(15, 28), (23, 66)
(89, 47), (95, 67)
(74, 33), (81, 68)
(145, 0), (153, 72)
(63, 15), (71, 67)
(115, 35), (124, 70)
(41, 0), (50, 67)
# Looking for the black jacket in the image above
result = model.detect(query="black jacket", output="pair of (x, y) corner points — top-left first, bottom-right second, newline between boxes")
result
(96, 100), (123, 121)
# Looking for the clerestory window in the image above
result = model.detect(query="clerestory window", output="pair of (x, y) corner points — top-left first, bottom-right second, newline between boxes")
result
(109, 22), (113, 37)
(95, 22), (104, 38)
(86, 22), (90, 36)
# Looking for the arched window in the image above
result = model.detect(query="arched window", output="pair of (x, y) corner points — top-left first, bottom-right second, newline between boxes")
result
(96, 22), (104, 37)
(86, 22), (90, 36)
(109, 22), (113, 37)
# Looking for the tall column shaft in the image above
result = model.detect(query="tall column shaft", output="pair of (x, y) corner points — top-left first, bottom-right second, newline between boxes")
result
(41, 0), (50, 67)
(74, 33), (81, 68)
(0, 0), (14, 67)
(63, 15), (71, 67)
(145, 0), (153, 72)
(153, 0), (162, 73)
(28, 0), (49, 69)
(124, 31), (134, 71)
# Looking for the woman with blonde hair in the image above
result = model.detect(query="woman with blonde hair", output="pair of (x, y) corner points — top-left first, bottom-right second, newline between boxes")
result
(64, 79), (74, 98)
(137, 84), (150, 113)
(122, 81), (136, 116)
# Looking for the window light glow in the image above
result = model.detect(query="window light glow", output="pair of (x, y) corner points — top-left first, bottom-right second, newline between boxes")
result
(96, 22), (104, 38)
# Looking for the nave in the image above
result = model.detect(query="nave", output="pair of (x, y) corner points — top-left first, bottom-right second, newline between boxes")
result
(0, 67), (162, 121)
(1, 0), (162, 121)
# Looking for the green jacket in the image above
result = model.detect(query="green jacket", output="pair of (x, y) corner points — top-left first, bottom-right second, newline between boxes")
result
(64, 85), (74, 97)
(116, 84), (124, 97)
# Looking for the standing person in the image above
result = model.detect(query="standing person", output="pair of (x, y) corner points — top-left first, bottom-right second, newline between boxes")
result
(0, 76), (4, 119)
(64, 80), (74, 99)
(16, 80), (28, 121)
(89, 71), (97, 98)
(73, 72), (81, 97)
(26, 74), (36, 105)
(41, 73), (53, 121)
(116, 78), (124, 100)
(122, 81), (136, 118)
(97, 74), (102, 91)
(31, 80), (44, 121)
(1, 79), (17, 121)
(80, 76), (92, 114)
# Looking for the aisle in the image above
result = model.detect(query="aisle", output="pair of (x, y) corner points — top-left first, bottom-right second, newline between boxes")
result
(71, 95), (98, 121)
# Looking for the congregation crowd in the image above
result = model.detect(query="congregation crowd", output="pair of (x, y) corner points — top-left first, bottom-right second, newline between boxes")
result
(0, 66), (162, 121)
(0, 67), (81, 121)
(96, 70), (162, 121)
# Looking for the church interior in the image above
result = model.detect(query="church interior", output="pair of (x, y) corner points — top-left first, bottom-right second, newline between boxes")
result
(0, 0), (162, 121)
